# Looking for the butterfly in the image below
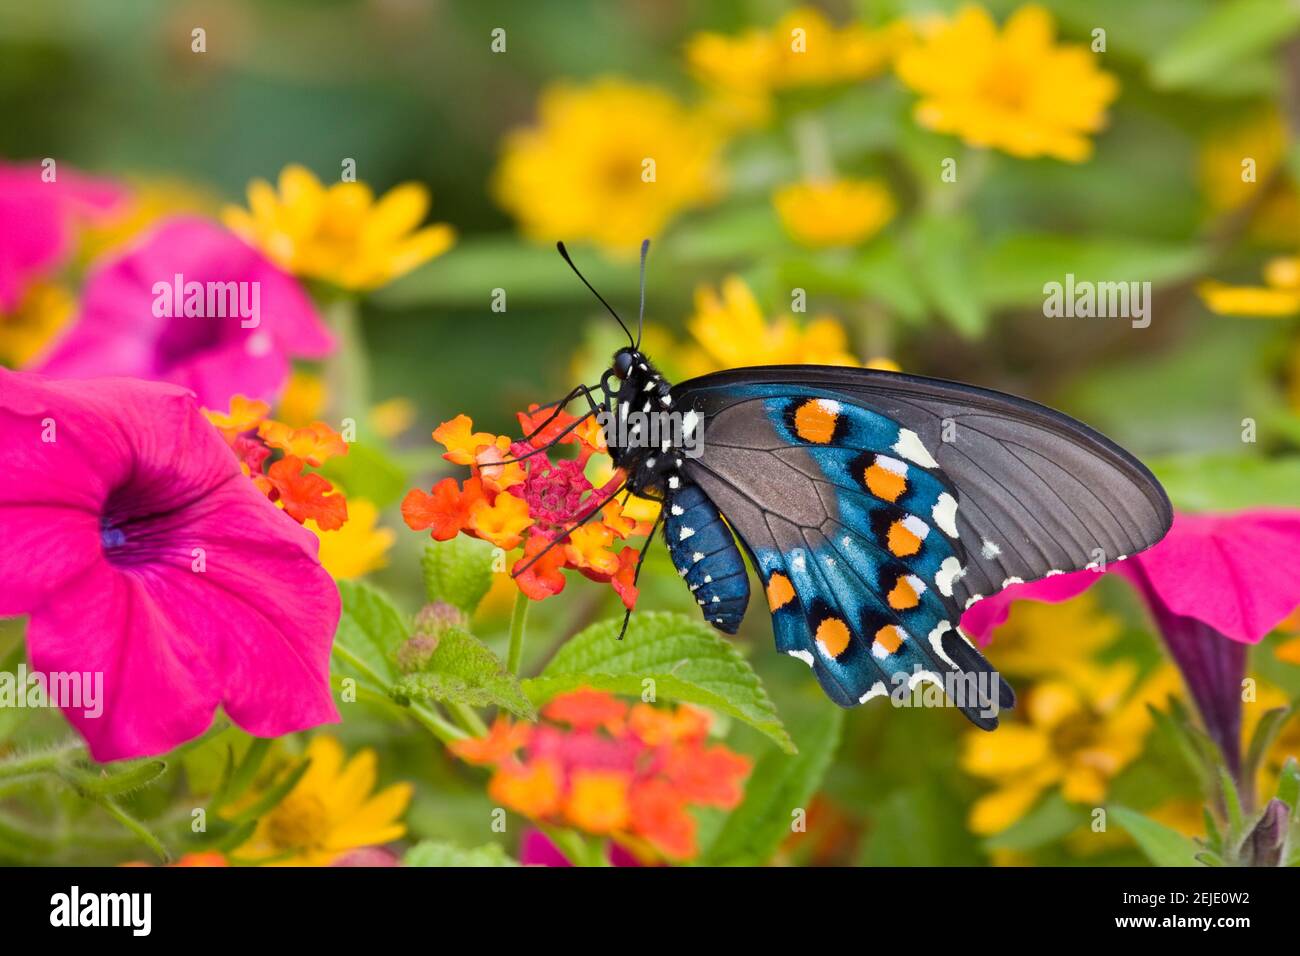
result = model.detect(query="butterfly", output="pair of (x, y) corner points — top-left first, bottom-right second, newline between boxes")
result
(515, 241), (1173, 730)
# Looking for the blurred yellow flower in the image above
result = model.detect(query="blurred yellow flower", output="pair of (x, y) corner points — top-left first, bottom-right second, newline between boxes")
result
(773, 177), (895, 247)
(686, 9), (908, 127)
(78, 177), (217, 264)
(895, 4), (1118, 162)
(309, 498), (394, 580)
(962, 663), (1179, 834)
(236, 735), (412, 866)
(224, 164), (455, 290)
(977, 591), (1121, 685)
(493, 78), (723, 254)
(1199, 256), (1300, 316)
(0, 282), (74, 368)
(276, 369), (327, 427)
(370, 396), (416, 439)
(681, 276), (859, 376)
(1198, 110), (1300, 246)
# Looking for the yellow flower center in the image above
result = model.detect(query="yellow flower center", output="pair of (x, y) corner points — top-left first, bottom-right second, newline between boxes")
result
(598, 152), (645, 194)
(264, 791), (332, 852)
(1049, 710), (1099, 757)
(980, 61), (1030, 111)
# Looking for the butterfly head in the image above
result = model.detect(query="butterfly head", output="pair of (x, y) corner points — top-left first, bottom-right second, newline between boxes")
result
(612, 347), (640, 380)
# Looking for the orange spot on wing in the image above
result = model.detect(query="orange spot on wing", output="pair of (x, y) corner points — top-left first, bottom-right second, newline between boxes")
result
(793, 400), (838, 444)
(815, 617), (851, 658)
(886, 519), (922, 557)
(873, 625), (904, 655)
(766, 573), (795, 611)
(887, 575), (919, 610)
(864, 462), (907, 502)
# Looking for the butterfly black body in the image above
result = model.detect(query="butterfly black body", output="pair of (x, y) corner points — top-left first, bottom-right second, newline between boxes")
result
(546, 243), (1174, 731)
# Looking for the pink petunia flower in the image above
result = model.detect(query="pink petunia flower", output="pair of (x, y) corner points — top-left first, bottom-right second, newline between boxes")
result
(0, 368), (340, 761)
(0, 161), (126, 310)
(36, 217), (332, 407)
(962, 510), (1300, 772)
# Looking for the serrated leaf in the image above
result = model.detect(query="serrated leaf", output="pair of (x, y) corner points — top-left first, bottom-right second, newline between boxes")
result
(702, 707), (842, 865)
(393, 628), (535, 720)
(421, 537), (498, 615)
(1109, 805), (1202, 866)
(403, 840), (520, 867)
(523, 612), (792, 753)
(334, 580), (408, 687)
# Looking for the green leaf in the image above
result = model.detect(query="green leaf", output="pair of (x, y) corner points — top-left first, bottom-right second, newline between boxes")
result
(1278, 757), (1300, 811)
(906, 213), (985, 336)
(1218, 766), (1246, 840)
(702, 707), (843, 865)
(392, 628), (536, 720)
(1149, 0), (1300, 91)
(224, 759), (313, 826)
(319, 441), (407, 509)
(1149, 456), (1300, 512)
(860, 783), (985, 866)
(1243, 701), (1297, 795)
(1109, 805), (1202, 866)
(404, 840), (520, 867)
(334, 580), (407, 687)
(523, 612), (793, 753)
(421, 537), (498, 615)
(975, 235), (1208, 310)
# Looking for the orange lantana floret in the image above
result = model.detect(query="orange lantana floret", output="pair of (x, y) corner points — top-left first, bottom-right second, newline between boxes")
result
(402, 476), (485, 541)
(467, 491), (533, 550)
(543, 688), (628, 733)
(433, 414), (501, 466)
(266, 456), (348, 530)
(629, 777), (697, 861)
(449, 716), (532, 766)
(565, 522), (621, 576)
(488, 758), (563, 818)
(258, 420), (349, 467)
(204, 394), (271, 438)
(628, 703), (711, 747)
(663, 743), (752, 808)
(513, 535), (568, 601)
(564, 770), (632, 833)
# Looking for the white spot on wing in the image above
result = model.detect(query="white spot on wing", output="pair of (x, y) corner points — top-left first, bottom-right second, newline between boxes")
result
(932, 493), (958, 537)
(858, 681), (887, 704)
(928, 622), (956, 668)
(935, 556), (965, 597)
(874, 454), (907, 476)
(980, 539), (1001, 560)
(679, 527), (695, 541)
(892, 428), (938, 469)
(788, 649), (815, 667)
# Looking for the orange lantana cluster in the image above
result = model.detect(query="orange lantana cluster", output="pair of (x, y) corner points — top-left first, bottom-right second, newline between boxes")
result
(204, 394), (348, 530)
(402, 406), (654, 605)
(450, 688), (752, 861)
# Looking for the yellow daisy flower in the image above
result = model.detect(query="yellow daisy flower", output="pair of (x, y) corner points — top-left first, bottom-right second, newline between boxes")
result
(962, 663), (1180, 835)
(236, 736), (412, 866)
(895, 4), (1118, 162)
(773, 177), (895, 247)
(309, 498), (395, 580)
(0, 282), (75, 368)
(682, 275), (859, 375)
(223, 165), (456, 291)
(492, 78), (723, 254)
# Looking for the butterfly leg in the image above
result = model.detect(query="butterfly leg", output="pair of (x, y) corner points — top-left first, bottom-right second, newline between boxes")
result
(616, 507), (664, 641)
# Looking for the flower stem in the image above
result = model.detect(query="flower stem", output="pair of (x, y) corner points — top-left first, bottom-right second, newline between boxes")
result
(792, 114), (835, 181)
(447, 702), (488, 737)
(506, 589), (530, 675)
(325, 295), (370, 428)
(97, 797), (170, 863)
(330, 644), (467, 744)
(0, 741), (80, 781)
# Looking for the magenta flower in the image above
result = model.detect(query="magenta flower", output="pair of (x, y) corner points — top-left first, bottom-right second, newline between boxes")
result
(37, 217), (332, 407)
(0, 161), (125, 309)
(0, 368), (340, 761)
(962, 510), (1300, 773)
(519, 828), (642, 867)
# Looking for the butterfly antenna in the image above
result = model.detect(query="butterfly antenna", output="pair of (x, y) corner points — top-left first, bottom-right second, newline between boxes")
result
(635, 238), (649, 349)
(556, 241), (634, 347)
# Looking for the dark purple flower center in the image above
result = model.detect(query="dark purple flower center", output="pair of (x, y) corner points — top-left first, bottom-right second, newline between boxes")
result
(100, 519), (127, 552)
